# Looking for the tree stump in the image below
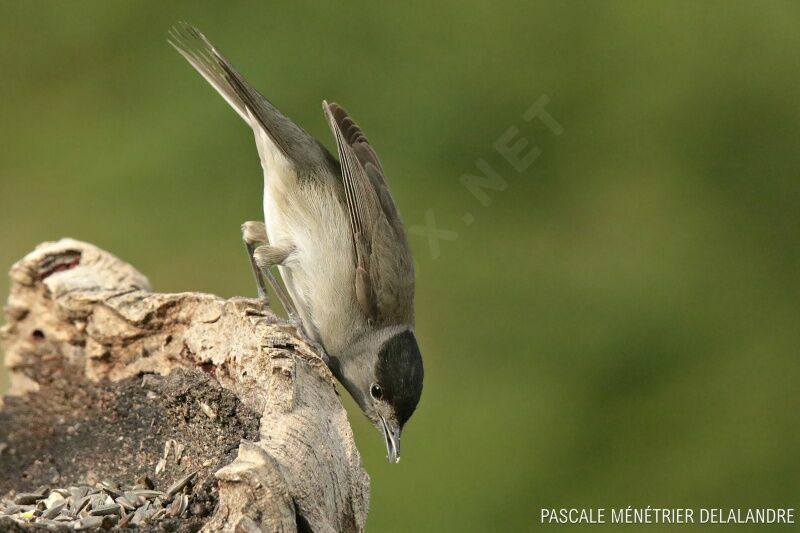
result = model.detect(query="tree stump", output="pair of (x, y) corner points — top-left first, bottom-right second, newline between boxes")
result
(0, 239), (370, 532)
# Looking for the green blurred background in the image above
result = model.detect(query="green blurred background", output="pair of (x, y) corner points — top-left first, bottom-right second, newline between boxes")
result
(2, 2), (800, 531)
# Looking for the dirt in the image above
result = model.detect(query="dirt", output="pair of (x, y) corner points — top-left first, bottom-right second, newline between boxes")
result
(0, 368), (260, 531)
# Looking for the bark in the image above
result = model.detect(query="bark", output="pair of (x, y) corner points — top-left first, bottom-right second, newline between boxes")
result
(0, 239), (370, 532)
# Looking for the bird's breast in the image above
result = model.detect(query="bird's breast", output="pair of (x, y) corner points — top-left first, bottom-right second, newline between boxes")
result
(262, 178), (367, 355)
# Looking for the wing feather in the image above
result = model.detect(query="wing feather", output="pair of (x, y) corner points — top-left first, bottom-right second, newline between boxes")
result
(322, 102), (414, 325)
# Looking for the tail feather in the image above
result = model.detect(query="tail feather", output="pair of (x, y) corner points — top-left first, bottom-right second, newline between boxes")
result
(168, 22), (329, 173)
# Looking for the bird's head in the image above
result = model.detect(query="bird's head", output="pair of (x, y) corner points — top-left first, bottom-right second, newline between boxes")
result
(329, 327), (424, 463)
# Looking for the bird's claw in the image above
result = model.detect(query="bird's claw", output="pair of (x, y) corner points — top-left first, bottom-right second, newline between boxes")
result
(261, 315), (329, 362)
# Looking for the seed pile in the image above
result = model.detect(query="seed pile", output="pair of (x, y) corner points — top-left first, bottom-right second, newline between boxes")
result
(0, 472), (196, 530)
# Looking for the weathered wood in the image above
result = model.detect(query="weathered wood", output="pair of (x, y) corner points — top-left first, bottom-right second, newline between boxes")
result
(0, 239), (370, 532)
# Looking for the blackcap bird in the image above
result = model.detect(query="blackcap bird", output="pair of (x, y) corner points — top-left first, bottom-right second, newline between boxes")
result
(169, 23), (423, 463)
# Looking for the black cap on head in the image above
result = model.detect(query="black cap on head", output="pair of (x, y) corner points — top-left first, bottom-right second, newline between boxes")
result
(375, 330), (424, 427)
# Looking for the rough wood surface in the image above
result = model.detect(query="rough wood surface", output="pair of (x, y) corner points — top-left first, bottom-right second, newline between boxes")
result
(0, 239), (370, 532)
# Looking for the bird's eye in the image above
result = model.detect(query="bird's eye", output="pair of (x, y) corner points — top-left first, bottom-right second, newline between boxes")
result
(370, 383), (383, 400)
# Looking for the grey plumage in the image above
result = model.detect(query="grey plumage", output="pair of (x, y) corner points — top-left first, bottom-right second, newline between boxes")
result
(169, 23), (423, 463)
(322, 102), (416, 327)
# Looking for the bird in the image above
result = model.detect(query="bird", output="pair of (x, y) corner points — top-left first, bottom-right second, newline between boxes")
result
(168, 23), (423, 463)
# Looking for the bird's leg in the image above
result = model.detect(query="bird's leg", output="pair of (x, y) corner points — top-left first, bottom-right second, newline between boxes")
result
(241, 221), (270, 302)
(241, 222), (326, 360)
(241, 221), (296, 318)
(252, 243), (299, 320)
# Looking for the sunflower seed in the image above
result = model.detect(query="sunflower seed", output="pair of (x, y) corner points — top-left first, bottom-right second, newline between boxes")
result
(14, 493), (42, 505)
(44, 492), (66, 509)
(89, 503), (120, 516)
(130, 502), (151, 525)
(69, 486), (88, 503)
(124, 491), (145, 507)
(131, 489), (164, 500)
(41, 501), (65, 519)
(87, 494), (108, 511)
(1, 473), (207, 528)
(115, 496), (136, 511)
(72, 495), (91, 514)
(166, 471), (197, 498)
(98, 480), (123, 499)
(166, 498), (180, 518)
(101, 513), (119, 528)
(178, 494), (189, 516)
(4, 504), (19, 514)
(58, 509), (77, 520)
(118, 510), (133, 528)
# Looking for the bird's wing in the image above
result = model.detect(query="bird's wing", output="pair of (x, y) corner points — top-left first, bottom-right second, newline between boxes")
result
(168, 23), (331, 176)
(323, 102), (415, 326)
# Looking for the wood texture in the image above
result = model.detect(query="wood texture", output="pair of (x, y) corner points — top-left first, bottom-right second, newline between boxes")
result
(0, 239), (370, 532)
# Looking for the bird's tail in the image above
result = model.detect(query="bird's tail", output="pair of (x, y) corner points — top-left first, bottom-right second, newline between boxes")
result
(168, 22), (326, 170)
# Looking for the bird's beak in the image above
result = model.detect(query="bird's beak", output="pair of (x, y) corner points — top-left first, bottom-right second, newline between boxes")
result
(379, 416), (401, 463)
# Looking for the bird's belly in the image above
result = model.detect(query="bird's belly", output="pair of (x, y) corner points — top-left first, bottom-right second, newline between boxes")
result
(262, 181), (363, 354)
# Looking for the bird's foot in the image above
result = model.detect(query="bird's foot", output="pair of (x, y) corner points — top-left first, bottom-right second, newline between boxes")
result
(242, 221), (270, 306)
(261, 315), (329, 363)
